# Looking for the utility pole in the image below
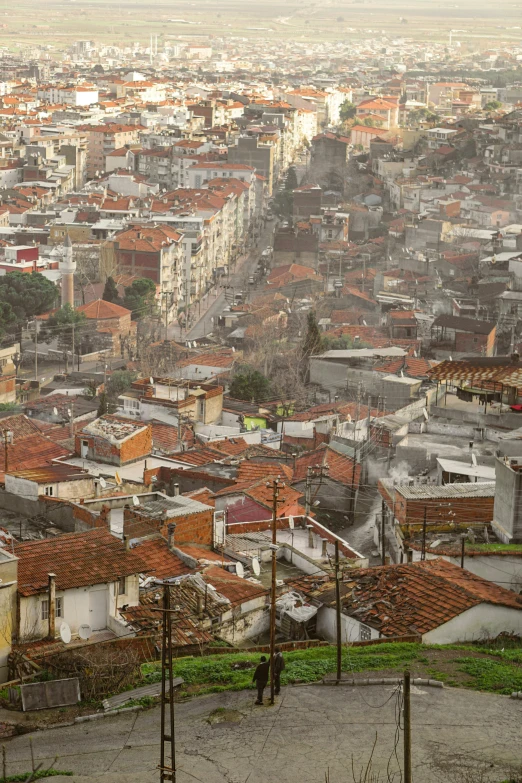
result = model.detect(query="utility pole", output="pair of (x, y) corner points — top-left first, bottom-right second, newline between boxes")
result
(34, 323), (38, 382)
(159, 584), (176, 783)
(335, 540), (342, 683)
(267, 477), (284, 705)
(71, 322), (75, 376)
(304, 466), (313, 517)
(403, 671), (412, 783)
(460, 535), (465, 569)
(421, 507), (427, 561)
(381, 499), (386, 565)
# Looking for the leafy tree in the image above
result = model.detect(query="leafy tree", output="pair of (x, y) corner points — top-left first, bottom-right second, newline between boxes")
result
(229, 366), (271, 403)
(339, 100), (357, 122)
(484, 100), (502, 112)
(301, 311), (323, 359)
(123, 278), (157, 320)
(362, 117), (383, 127)
(105, 370), (137, 401)
(273, 189), (293, 220)
(322, 334), (372, 350)
(285, 166), (298, 191)
(0, 272), (57, 341)
(102, 276), (120, 304)
(97, 392), (109, 417)
(40, 304), (87, 373)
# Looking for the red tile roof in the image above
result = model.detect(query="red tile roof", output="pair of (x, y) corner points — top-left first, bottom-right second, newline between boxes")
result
(202, 565), (267, 606)
(238, 460), (293, 483)
(15, 529), (148, 596)
(132, 537), (192, 580)
(291, 559), (522, 637)
(77, 299), (131, 320)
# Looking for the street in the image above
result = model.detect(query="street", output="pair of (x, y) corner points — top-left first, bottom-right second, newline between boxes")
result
(2, 685), (521, 782)
(168, 221), (275, 342)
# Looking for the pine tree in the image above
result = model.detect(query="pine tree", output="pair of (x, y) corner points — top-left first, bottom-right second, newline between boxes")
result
(102, 277), (120, 303)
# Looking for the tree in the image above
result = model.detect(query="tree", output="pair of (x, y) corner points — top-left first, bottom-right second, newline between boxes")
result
(97, 392), (109, 417)
(362, 117), (383, 127)
(40, 304), (87, 373)
(339, 100), (357, 122)
(102, 276), (120, 304)
(273, 189), (293, 220)
(229, 366), (271, 403)
(484, 100), (502, 112)
(0, 272), (57, 341)
(285, 166), (298, 191)
(123, 278), (157, 320)
(299, 311), (323, 382)
(105, 370), (137, 401)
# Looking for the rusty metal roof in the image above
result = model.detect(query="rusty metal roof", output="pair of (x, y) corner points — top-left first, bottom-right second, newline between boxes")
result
(427, 359), (522, 387)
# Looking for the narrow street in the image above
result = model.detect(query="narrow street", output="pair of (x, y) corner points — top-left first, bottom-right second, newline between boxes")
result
(168, 221), (275, 343)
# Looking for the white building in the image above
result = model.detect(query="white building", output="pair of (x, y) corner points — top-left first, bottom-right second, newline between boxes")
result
(15, 529), (145, 642)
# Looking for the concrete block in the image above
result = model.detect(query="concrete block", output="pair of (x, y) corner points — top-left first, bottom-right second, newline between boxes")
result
(427, 679), (444, 688)
(510, 691), (522, 699)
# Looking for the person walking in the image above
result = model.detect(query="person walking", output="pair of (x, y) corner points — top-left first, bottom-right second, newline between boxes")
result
(273, 647), (285, 695)
(252, 655), (270, 705)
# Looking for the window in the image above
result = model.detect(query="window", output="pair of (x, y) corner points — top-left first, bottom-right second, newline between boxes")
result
(118, 577), (127, 596)
(55, 597), (63, 618)
(44, 485), (53, 496)
(41, 600), (49, 621)
(359, 625), (372, 642)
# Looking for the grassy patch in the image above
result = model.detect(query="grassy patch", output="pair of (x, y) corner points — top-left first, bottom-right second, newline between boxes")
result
(466, 543), (522, 553)
(143, 643), (422, 694)
(451, 657), (522, 695)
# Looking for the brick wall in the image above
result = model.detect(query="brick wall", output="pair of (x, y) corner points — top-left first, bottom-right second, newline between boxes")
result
(120, 426), (152, 464)
(379, 486), (495, 529)
(75, 425), (152, 466)
(124, 507), (213, 544)
(144, 465), (234, 494)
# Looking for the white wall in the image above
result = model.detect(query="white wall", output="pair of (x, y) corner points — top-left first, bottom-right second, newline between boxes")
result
(316, 606), (379, 644)
(19, 576), (139, 641)
(422, 603), (522, 645)
(415, 552), (522, 592)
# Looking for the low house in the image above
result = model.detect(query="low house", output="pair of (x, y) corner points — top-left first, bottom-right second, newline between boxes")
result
(76, 415), (152, 465)
(15, 529), (147, 642)
(388, 310), (418, 340)
(4, 465), (95, 501)
(292, 443), (361, 514)
(430, 315), (496, 357)
(291, 559), (522, 644)
(120, 377), (223, 425)
(123, 493), (215, 544)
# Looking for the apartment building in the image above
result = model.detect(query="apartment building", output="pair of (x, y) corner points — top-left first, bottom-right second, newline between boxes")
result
(81, 124), (143, 178)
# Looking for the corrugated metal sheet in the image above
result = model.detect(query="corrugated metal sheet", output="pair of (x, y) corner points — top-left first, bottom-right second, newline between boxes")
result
(380, 479), (495, 500)
(428, 360), (522, 386)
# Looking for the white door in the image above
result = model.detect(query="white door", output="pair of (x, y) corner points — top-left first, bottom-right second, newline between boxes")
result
(89, 589), (107, 631)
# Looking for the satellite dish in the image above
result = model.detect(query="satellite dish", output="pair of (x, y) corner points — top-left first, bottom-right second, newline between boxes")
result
(132, 495), (140, 507)
(78, 624), (92, 640)
(471, 453), (478, 467)
(53, 407), (58, 416)
(288, 516), (294, 529)
(235, 562), (244, 578)
(99, 476), (107, 488)
(149, 377), (154, 385)
(59, 621), (72, 644)
(251, 557), (261, 576)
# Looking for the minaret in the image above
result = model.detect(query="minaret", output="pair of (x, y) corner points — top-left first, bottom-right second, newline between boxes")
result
(59, 234), (76, 308)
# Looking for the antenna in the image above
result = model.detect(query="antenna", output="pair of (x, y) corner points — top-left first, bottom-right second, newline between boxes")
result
(59, 621), (72, 644)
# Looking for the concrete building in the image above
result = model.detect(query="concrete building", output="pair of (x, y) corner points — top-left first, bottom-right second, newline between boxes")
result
(227, 136), (275, 195)
(492, 457), (522, 544)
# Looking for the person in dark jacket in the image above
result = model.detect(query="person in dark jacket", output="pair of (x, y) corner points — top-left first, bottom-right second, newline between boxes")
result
(252, 655), (270, 704)
(273, 647), (285, 695)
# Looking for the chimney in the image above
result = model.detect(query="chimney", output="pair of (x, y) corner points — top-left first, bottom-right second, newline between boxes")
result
(48, 573), (56, 640)
(321, 538), (328, 557)
(307, 525), (314, 549)
(124, 535), (130, 551)
(168, 523), (176, 551)
(173, 483), (180, 496)
(196, 593), (204, 619)
(406, 547), (413, 563)
(144, 384), (154, 398)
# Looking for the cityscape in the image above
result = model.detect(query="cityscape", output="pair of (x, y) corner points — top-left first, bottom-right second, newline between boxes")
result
(0, 2), (521, 781)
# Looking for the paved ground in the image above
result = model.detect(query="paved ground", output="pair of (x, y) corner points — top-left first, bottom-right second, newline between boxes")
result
(3, 685), (521, 782)
(168, 221), (275, 342)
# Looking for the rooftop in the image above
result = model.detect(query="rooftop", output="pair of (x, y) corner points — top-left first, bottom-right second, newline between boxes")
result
(15, 529), (148, 596)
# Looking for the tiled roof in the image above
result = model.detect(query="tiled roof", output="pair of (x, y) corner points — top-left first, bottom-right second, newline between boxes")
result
(183, 487), (216, 507)
(15, 529), (148, 596)
(293, 443), (359, 487)
(206, 438), (249, 456)
(177, 446), (224, 467)
(238, 460), (293, 483)
(120, 586), (214, 646)
(291, 559), (522, 637)
(150, 420), (194, 455)
(77, 299), (131, 320)
(202, 565), (267, 606)
(132, 536), (192, 580)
